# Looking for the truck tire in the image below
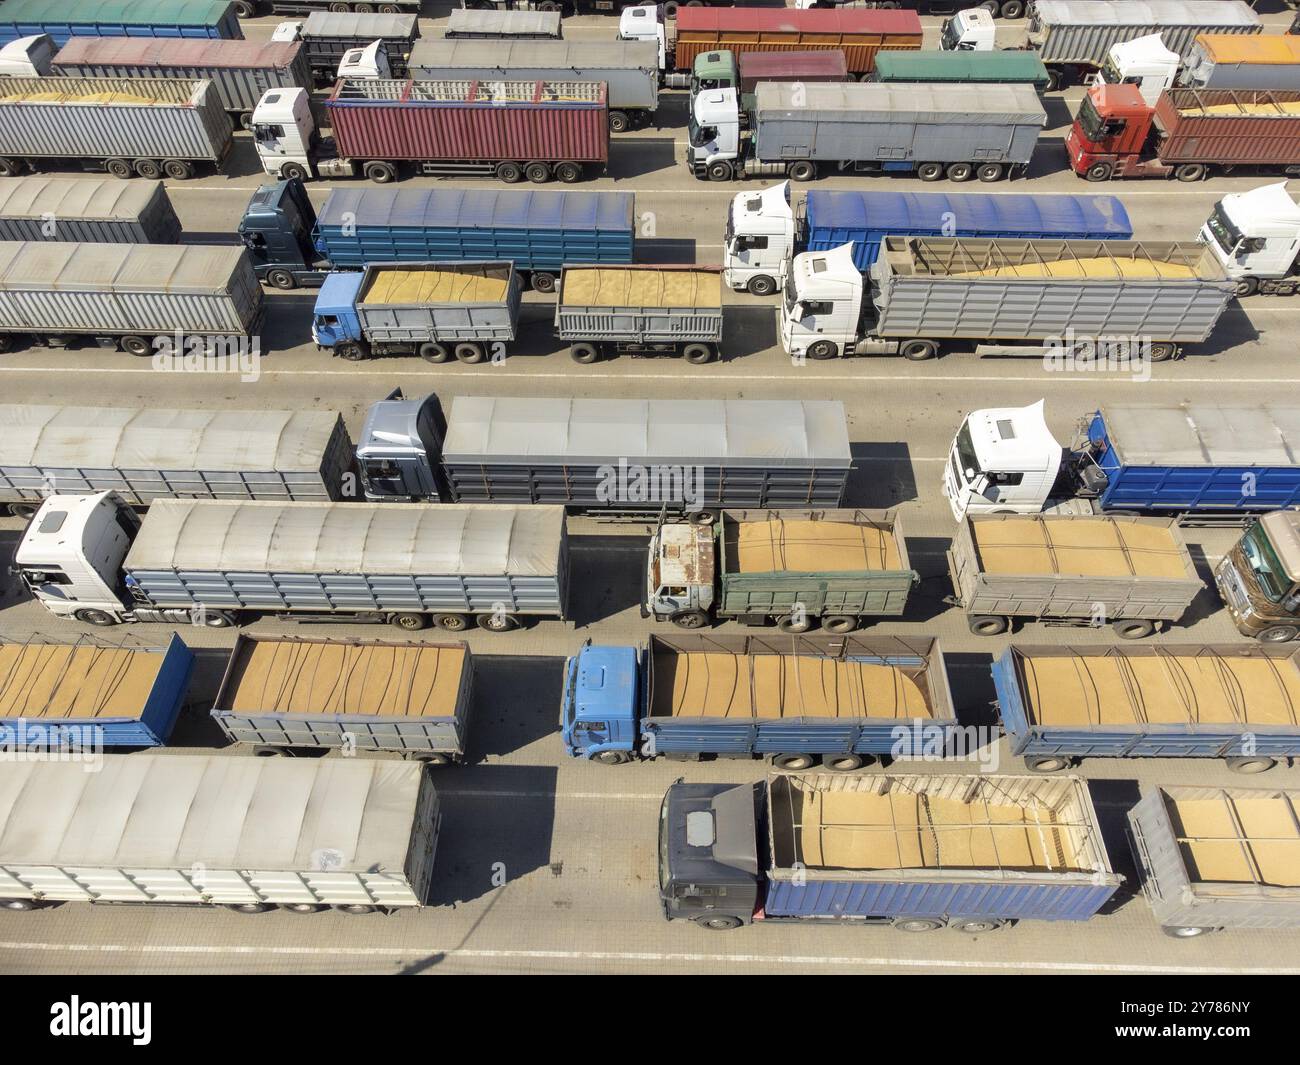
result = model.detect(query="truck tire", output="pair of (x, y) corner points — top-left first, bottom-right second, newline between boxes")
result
(746, 274), (776, 296)
(663, 1), (680, 15)
(199, 610), (236, 629)
(1044, 67), (1065, 92)
(1113, 619), (1156, 639)
(538, 0), (561, 9)
(334, 904), (378, 915)
(74, 609), (119, 627)
(976, 162), (1004, 183)
(695, 915), (741, 930)
(555, 161), (583, 184)
(335, 342), (366, 362)
(609, 110), (630, 134)
(917, 162), (944, 182)
(162, 159), (193, 181)
(1162, 924), (1212, 939)
(355, 3), (374, 12)
(432, 613), (467, 632)
(806, 340), (838, 360)
(106, 158), (132, 179)
(365, 161), (397, 183)
(476, 613), (520, 632)
(1147, 342), (1176, 361)
(707, 161), (733, 182)
(525, 162), (552, 184)
(979, 0), (999, 12)
(671, 610), (709, 629)
(772, 753), (816, 771)
(894, 917), (943, 933)
(390, 612), (430, 631)
(379, 3), (403, 11)
(900, 339), (938, 361)
(495, 161), (524, 183)
(277, 162), (307, 183)
(822, 615), (858, 634)
(1226, 756), (1277, 775)
(329, 2), (348, 10)
(594, 750), (632, 766)
(1258, 625), (1299, 643)
(953, 918), (1007, 934)
(8, 502), (38, 518)
(776, 614), (814, 633)
(233, 0), (257, 16)
(788, 160), (817, 182)
(530, 271), (557, 293)
(1174, 163), (1207, 182)
(1025, 754), (1071, 773)
(0, 157), (19, 176)
(1000, 0), (1025, 14)
(266, 269), (297, 291)
(968, 614), (1008, 636)
(225, 903), (274, 914)
(120, 334), (152, 357)
(683, 343), (715, 364)
(570, 342), (601, 364)
(134, 159), (162, 179)
(455, 342), (487, 364)
(281, 903), (327, 914)
(1234, 277), (1259, 297)
(419, 342), (452, 363)
(823, 753), (865, 772)
(945, 162), (973, 182)
(0, 898), (40, 911)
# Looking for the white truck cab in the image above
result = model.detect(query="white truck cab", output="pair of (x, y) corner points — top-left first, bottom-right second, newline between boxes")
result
(1094, 34), (1178, 107)
(252, 87), (317, 179)
(940, 9), (997, 52)
(645, 521), (716, 624)
(779, 243), (866, 360)
(0, 34), (54, 77)
(338, 40), (391, 79)
(723, 182), (797, 295)
(1201, 183), (1300, 297)
(942, 401), (1073, 519)
(687, 87), (741, 176)
(619, 5), (669, 69)
(271, 20), (303, 43)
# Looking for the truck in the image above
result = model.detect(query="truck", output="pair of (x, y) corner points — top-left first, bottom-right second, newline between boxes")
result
(1128, 784), (1300, 938)
(1069, 85), (1300, 183)
(237, 1), (419, 15)
(51, 37), (311, 129)
(872, 48), (1050, 88)
(946, 513), (1202, 638)
(0, 634), (194, 750)
(15, 492), (571, 632)
(554, 264), (724, 364)
(0, 0), (243, 48)
(238, 180), (634, 292)
(992, 644), (1300, 774)
(723, 181), (1132, 295)
(1091, 34), (1179, 107)
(445, 8), (564, 39)
(780, 236), (1231, 362)
(211, 635), (475, 764)
(943, 400), (1300, 523)
(270, 11), (420, 84)
(658, 773), (1121, 931)
(312, 260), (523, 364)
(0, 176), (181, 244)
(0, 404), (352, 517)
(252, 79), (608, 185)
(1199, 183), (1300, 298)
(1216, 511), (1300, 644)
(563, 634), (955, 770)
(0, 242), (264, 356)
(645, 508), (914, 631)
(0, 755), (440, 915)
(1181, 34), (1300, 92)
(690, 81), (1045, 183)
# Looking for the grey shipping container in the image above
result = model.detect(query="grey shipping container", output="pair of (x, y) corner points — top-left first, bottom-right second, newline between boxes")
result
(0, 177), (181, 244)
(444, 9), (564, 40)
(1179, 35), (1300, 91)
(1129, 783), (1300, 936)
(0, 77), (232, 174)
(947, 514), (1202, 638)
(354, 261), (521, 347)
(211, 635), (474, 762)
(297, 11), (420, 81)
(0, 405), (353, 515)
(0, 755), (440, 911)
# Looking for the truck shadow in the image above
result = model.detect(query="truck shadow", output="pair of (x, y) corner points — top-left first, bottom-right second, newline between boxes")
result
(847, 441), (918, 507)
(937, 651), (999, 731)
(1080, 777), (1145, 915)
(638, 237), (700, 263)
(465, 654), (567, 760)
(899, 535), (956, 624)
(1182, 299), (1261, 359)
(1038, 97), (1077, 135)
(166, 645), (237, 749)
(566, 533), (649, 629)
(260, 291), (319, 355)
(1025, 135), (1068, 181)
(1181, 544), (1227, 627)
(608, 137), (683, 181)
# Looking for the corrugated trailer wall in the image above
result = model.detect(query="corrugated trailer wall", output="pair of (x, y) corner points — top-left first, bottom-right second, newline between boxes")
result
(1157, 89), (1300, 165)
(0, 0), (244, 47)
(1030, 1), (1261, 65)
(0, 178), (181, 244)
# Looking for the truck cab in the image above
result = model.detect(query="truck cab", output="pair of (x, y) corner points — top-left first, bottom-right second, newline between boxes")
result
(1201, 183), (1300, 297)
(619, 5), (673, 78)
(0, 34), (54, 77)
(238, 178), (328, 289)
(687, 88), (742, 179)
(645, 520), (715, 624)
(252, 87), (320, 181)
(658, 782), (760, 929)
(1217, 511), (1300, 643)
(1066, 84), (1158, 181)
(779, 243), (865, 360)
(691, 50), (736, 96)
(355, 390), (448, 503)
(338, 40), (391, 79)
(940, 9), (996, 52)
(723, 181), (797, 295)
(1094, 34), (1177, 108)
(561, 643), (641, 763)
(310, 272), (366, 355)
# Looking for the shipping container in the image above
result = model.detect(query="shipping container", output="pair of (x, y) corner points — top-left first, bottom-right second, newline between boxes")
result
(1181, 34), (1300, 91)
(445, 9), (564, 40)
(736, 49), (849, 94)
(0, 177), (180, 244)
(873, 49), (1050, 87)
(0, 0), (242, 48)
(293, 11), (419, 82)
(1157, 88), (1300, 167)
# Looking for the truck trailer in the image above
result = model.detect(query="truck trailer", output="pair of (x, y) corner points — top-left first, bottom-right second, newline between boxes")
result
(243, 1), (419, 15)
(1181, 34), (1300, 92)
(659, 773), (1121, 931)
(444, 9), (564, 40)
(872, 49), (1050, 88)
(0, 0), (243, 48)
(0, 177), (181, 244)
(0, 755), (440, 915)
(271, 12), (420, 84)
(563, 634), (954, 769)
(736, 50), (849, 95)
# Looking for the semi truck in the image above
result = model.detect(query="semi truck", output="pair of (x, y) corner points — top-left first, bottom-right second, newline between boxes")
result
(1070, 85), (1300, 183)
(943, 400), (1300, 522)
(252, 80), (608, 185)
(312, 260), (523, 364)
(0, 177), (180, 244)
(15, 492), (570, 632)
(0, 755), (440, 915)
(780, 236), (1232, 362)
(946, 514), (1202, 638)
(1199, 183), (1300, 298)
(0, 0), (243, 48)
(445, 9), (564, 39)
(645, 508), (914, 630)
(554, 264), (724, 364)
(0, 76), (232, 181)
(689, 81), (1045, 183)
(723, 181), (1132, 295)
(1181, 34), (1300, 92)
(211, 635), (475, 764)
(992, 644), (1300, 774)
(563, 634), (954, 770)
(0, 242), (264, 356)
(658, 773), (1121, 931)
(51, 37), (311, 129)
(1216, 511), (1300, 644)
(270, 11), (419, 84)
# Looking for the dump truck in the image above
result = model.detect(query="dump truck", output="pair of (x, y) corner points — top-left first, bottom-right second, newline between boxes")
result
(253, 80), (608, 184)
(16, 492), (570, 632)
(690, 82), (1045, 183)
(0, 177), (180, 244)
(724, 181), (1132, 295)
(211, 635), (475, 764)
(0, 634), (193, 750)
(645, 508), (914, 631)
(780, 236), (1232, 362)
(0, 755), (439, 915)
(51, 37), (311, 129)
(872, 49), (1050, 88)
(993, 644), (1300, 774)
(1128, 784), (1300, 938)
(0, 0), (243, 48)
(658, 773), (1122, 931)
(0, 76), (232, 180)
(444, 9), (564, 40)
(271, 11), (419, 84)
(1199, 183), (1300, 297)
(947, 514), (1202, 639)
(1181, 34), (1300, 91)
(943, 400), (1300, 522)
(563, 634), (954, 770)
(1218, 512), (1300, 644)
(554, 264), (724, 364)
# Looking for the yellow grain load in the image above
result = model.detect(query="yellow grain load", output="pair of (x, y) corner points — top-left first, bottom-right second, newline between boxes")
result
(361, 266), (510, 305)
(972, 517), (1189, 579)
(1187, 100), (1300, 116)
(0, 91), (160, 105)
(0, 645), (167, 721)
(562, 267), (719, 308)
(729, 518), (902, 573)
(953, 259), (1197, 279)
(1167, 792), (1300, 887)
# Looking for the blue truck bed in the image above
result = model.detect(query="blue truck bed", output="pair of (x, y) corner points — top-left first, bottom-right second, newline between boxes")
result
(0, 0), (242, 46)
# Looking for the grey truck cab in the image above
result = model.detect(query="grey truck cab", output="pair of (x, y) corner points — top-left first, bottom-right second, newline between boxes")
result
(658, 782), (760, 930)
(355, 390), (448, 503)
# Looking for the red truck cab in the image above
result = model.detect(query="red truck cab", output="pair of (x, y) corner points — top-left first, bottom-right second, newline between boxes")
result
(1067, 84), (1164, 181)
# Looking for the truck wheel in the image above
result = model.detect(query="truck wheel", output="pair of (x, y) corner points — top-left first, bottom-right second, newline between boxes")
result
(0, 898), (40, 911)
(1044, 67), (1065, 92)
(1113, 619), (1155, 639)
(570, 342), (601, 364)
(608, 111), (630, 134)
(1234, 277), (1259, 298)
(119, 334), (152, 357)
(695, 915), (741, 930)
(8, 502), (38, 518)
(1175, 163), (1207, 182)
(671, 610), (709, 629)
(662, 1), (680, 15)
(266, 269), (297, 291)
(225, 903), (274, 914)
(412, 752), (453, 766)
(746, 274), (776, 297)
(594, 750), (631, 766)
(0, 157), (19, 177)
(355, 3), (374, 12)
(806, 340), (838, 360)
(979, 0), (998, 12)
(390, 612), (429, 631)
(945, 162), (973, 182)
(525, 162), (552, 184)
(917, 162), (944, 182)
(336, 342), (366, 362)
(1258, 625), (1298, 643)
(134, 159), (162, 180)
(162, 159), (193, 181)
(379, 3), (402, 11)
(273, 162), (306, 184)
(1226, 756), (1277, 775)
(772, 753), (816, 771)
(953, 918), (1007, 934)
(281, 903), (327, 914)
(900, 339), (937, 361)
(555, 161), (583, 184)
(419, 342), (452, 363)
(432, 613), (467, 632)
(1147, 342), (1176, 362)
(1163, 924), (1212, 939)
(683, 343), (715, 365)
(233, 0), (257, 16)
(707, 161), (733, 182)
(1025, 755), (1071, 773)
(976, 162), (1003, 183)
(334, 904), (378, 915)
(788, 160), (817, 182)
(495, 161), (524, 183)
(822, 615), (858, 634)
(530, 271), (557, 294)
(365, 161), (397, 184)
(200, 611), (236, 629)
(106, 158), (132, 179)
(1000, 0), (1024, 15)
(454, 342), (486, 364)
(968, 615), (1008, 636)
(823, 753), (865, 773)
(237, 111), (254, 131)
(476, 613), (520, 632)
(329, 2), (348, 10)
(252, 746), (283, 758)
(776, 614), (814, 633)
(74, 609), (120, 627)
(894, 917), (943, 933)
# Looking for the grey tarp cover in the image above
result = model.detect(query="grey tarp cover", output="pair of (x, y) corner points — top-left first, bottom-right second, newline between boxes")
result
(302, 11), (418, 38)
(125, 499), (566, 576)
(445, 9), (561, 36)
(1102, 403), (1300, 466)
(0, 177), (163, 222)
(0, 406), (341, 472)
(441, 398), (852, 468)
(754, 81), (1047, 124)
(0, 241), (246, 295)
(409, 39), (657, 71)
(0, 754), (422, 871)
(1031, 0), (1260, 27)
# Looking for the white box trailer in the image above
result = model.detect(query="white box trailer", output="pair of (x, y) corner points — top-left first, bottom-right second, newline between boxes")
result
(0, 177), (181, 244)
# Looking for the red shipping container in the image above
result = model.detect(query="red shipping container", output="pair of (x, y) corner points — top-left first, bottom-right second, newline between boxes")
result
(1156, 88), (1300, 166)
(737, 50), (850, 94)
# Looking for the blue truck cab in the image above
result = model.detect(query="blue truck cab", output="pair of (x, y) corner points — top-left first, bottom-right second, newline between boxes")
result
(310, 271), (364, 353)
(562, 644), (640, 764)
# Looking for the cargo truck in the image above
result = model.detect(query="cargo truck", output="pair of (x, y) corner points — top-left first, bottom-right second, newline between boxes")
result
(16, 492), (570, 632)
(0, 0), (243, 48)
(445, 9), (564, 39)
(872, 49), (1050, 87)
(0, 755), (439, 915)
(0, 634), (193, 750)
(0, 76), (232, 181)
(271, 12), (419, 84)
(312, 260), (522, 364)
(52, 37), (311, 129)
(0, 242), (264, 356)
(563, 634), (954, 769)
(238, 1), (419, 15)
(645, 508), (914, 630)
(1069, 85), (1300, 183)
(992, 644), (1300, 774)
(1181, 34), (1300, 92)
(0, 404), (352, 517)
(780, 236), (1231, 362)
(1128, 784), (1300, 938)
(943, 400), (1300, 523)
(1199, 183), (1300, 298)
(723, 181), (1132, 295)
(211, 635), (474, 764)
(1216, 512), (1300, 644)
(238, 180), (634, 292)
(0, 177), (180, 244)
(658, 773), (1121, 931)
(252, 79), (608, 185)
(689, 82), (1045, 183)
(555, 264), (724, 364)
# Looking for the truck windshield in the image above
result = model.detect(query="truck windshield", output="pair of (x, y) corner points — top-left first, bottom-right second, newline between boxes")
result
(1098, 56), (1121, 85)
(1076, 96), (1106, 141)
(657, 794), (671, 899)
(940, 18), (960, 50)
(1205, 203), (1242, 255)
(1240, 523), (1292, 604)
(953, 421), (981, 484)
